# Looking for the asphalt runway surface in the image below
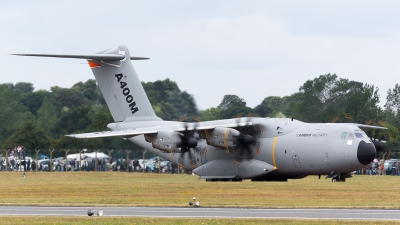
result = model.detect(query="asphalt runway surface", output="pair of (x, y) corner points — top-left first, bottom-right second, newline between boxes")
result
(0, 206), (400, 220)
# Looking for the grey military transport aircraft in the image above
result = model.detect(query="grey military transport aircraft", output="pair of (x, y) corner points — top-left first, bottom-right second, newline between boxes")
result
(12, 45), (386, 182)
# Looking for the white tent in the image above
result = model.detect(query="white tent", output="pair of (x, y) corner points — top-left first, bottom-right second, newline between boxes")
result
(67, 152), (109, 160)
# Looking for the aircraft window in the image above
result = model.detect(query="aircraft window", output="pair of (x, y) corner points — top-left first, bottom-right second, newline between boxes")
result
(355, 133), (364, 138)
(340, 132), (347, 139)
(347, 133), (354, 139)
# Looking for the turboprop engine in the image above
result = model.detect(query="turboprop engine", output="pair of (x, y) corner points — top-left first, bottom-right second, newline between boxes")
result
(145, 130), (197, 153)
(206, 127), (254, 151)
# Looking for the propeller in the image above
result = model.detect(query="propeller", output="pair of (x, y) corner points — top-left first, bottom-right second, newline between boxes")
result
(331, 114), (353, 123)
(176, 122), (201, 169)
(178, 123), (198, 153)
(234, 117), (256, 158)
(364, 120), (392, 153)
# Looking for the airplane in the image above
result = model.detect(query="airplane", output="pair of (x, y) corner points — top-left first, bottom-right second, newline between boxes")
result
(12, 45), (387, 182)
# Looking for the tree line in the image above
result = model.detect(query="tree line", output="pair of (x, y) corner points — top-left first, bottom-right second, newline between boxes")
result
(1, 74), (399, 152)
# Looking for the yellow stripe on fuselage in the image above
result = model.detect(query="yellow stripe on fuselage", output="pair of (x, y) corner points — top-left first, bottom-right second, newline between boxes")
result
(272, 136), (278, 170)
(224, 128), (230, 154)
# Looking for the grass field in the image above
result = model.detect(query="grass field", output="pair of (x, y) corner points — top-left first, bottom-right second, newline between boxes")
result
(0, 172), (399, 208)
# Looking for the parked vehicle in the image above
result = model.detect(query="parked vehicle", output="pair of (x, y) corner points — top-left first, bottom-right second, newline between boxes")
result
(384, 159), (400, 175)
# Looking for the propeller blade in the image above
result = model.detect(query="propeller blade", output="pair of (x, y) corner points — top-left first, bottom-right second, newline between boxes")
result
(233, 117), (257, 158)
(179, 122), (198, 153)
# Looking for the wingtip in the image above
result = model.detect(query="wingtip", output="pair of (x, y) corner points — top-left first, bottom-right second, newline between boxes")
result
(130, 56), (150, 60)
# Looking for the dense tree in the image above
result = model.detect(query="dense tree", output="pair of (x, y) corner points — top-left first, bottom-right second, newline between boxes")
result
(14, 82), (34, 94)
(168, 91), (198, 118)
(72, 79), (98, 101)
(2, 83), (15, 91)
(385, 84), (400, 130)
(342, 83), (380, 124)
(0, 85), (35, 141)
(153, 102), (178, 121)
(386, 83), (400, 113)
(253, 96), (294, 118)
(54, 106), (91, 135)
(253, 98), (273, 117)
(218, 95), (253, 119)
(199, 107), (222, 121)
(5, 122), (50, 149)
(21, 90), (52, 116)
(143, 79), (197, 121)
(291, 74), (351, 122)
(51, 86), (87, 110)
(291, 75), (382, 124)
(218, 95), (246, 110)
(85, 105), (113, 132)
(36, 96), (58, 136)
(142, 79), (180, 104)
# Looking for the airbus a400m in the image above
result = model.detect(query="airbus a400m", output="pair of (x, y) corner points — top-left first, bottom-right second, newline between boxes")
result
(13, 45), (385, 182)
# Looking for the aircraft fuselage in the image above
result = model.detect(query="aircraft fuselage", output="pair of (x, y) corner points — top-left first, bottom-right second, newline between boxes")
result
(112, 117), (375, 180)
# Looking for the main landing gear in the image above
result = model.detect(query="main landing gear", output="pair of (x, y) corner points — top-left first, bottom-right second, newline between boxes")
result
(331, 177), (346, 182)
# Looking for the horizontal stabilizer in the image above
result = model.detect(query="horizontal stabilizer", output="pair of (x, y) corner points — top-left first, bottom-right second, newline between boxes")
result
(11, 53), (149, 60)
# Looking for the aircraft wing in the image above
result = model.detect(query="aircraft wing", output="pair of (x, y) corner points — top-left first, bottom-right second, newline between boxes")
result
(67, 118), (257, 139)
(66, 129), (158, 138)
(173, 121), (254, 132)
(355, 124), (388, 130)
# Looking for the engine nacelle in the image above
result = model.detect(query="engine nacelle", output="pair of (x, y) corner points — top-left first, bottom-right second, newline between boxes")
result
(144, 131), (183, 153)
(206, 127), (240, 151)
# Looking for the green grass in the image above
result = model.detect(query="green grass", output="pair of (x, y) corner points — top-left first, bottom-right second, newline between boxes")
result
(0, 172), (399, 208)
(0, 216), (399, 225)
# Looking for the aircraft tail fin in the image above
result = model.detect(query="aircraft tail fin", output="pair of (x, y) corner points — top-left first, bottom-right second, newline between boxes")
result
(12, 45), (161, 122)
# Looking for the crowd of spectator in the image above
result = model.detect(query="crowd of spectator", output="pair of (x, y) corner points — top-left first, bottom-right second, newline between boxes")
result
(2, 147), (400, 177)
(363, 159), (400, 176)
(365, 161), (384, 175)
(0, 148), (182, 174)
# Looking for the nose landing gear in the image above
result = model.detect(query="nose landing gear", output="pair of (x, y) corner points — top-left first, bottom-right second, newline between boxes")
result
(326, 172), (351, 182)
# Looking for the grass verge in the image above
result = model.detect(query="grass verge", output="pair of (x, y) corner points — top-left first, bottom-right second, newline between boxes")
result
(0, 172), (398, 208)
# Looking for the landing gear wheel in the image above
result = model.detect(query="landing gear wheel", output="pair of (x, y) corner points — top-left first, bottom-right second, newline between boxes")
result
(332, 177), (338, 182)
(339, 177), (346, 182)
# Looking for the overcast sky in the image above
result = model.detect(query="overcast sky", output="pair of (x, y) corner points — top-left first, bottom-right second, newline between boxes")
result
(2, 1), (400, 110)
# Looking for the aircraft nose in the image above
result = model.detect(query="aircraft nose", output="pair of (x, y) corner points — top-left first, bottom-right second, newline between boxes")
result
(357, 140), (376, 165)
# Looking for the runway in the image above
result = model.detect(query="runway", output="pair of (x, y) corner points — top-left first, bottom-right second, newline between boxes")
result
(0, 206), (399, 220)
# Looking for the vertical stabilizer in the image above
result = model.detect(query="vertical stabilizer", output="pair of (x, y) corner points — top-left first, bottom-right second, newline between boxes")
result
(88, 46), (161, 122)
(12, 45), (160, 122)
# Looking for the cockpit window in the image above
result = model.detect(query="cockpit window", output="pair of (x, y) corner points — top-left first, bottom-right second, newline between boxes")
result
(347, 133), (354, 139)
(340, 132), (347, 139)
(355, 133), (364, 138)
